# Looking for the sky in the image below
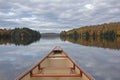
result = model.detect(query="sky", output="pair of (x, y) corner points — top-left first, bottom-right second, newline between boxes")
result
(0, 0), (120, 33)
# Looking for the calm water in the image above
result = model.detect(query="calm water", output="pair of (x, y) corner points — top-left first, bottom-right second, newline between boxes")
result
(0, 37), (120, 80)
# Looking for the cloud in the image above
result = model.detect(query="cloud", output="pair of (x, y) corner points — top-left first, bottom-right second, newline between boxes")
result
(84, 4), (95, 10)
(0, 0), (120, 32)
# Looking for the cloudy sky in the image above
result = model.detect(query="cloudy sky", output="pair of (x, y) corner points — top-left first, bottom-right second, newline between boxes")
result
(0, 0), (120, 33)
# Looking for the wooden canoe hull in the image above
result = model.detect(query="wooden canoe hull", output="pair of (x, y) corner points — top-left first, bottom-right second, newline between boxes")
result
(16, 46), (95, 80)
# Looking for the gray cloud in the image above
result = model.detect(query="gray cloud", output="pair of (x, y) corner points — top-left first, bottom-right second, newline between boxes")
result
(0, 0), (120, 32)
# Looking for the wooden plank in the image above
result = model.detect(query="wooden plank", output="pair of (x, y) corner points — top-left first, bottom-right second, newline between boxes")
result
(39, 67), (74, 70)
(32, 73), (81, 77)
(47, 56), (68, 58)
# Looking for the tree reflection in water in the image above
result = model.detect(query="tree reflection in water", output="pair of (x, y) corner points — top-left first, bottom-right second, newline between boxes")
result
(60, 36), (120, 50)
(0, 36), (40, 45)
(0, 36), (40, 46)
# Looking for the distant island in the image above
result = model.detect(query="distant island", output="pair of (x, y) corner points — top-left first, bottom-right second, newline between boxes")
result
(0, 27), (41, 45)
(41, 33), (59, 39)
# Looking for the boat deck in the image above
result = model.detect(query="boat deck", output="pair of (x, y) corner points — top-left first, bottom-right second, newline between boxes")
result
(17, 46), (94, 80)
(30, 52), (82, 80)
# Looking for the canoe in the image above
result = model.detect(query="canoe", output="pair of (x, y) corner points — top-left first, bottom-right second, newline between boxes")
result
(16, 46), (95, 80)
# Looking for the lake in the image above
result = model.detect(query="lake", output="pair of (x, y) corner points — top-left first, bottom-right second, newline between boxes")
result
(0, 36), (120, 80)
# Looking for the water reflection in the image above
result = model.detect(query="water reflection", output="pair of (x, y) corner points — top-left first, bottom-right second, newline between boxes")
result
(60, 36), (120, 50)
(0, 36), (40, 45)
(0, 35), (120, 80)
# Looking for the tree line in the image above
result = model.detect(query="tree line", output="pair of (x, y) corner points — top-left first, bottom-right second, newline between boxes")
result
(60, 22), (120, 40)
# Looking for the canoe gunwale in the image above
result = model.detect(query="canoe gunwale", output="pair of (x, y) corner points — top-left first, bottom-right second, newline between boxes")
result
(16, 46), (95, 80)
(63, 51), (95, 80)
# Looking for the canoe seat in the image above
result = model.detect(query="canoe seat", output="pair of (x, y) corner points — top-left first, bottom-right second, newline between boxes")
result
(47, 56), (68, 58)
(32, 66), (81, 77)
(32, 73), (81, 77)
(38, 67), (75, 74)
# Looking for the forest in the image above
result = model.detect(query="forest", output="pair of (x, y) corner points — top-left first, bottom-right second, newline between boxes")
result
(60, 22), (120, 39)
(0, 28), (41, 45)
(60, 22), (120, 49)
